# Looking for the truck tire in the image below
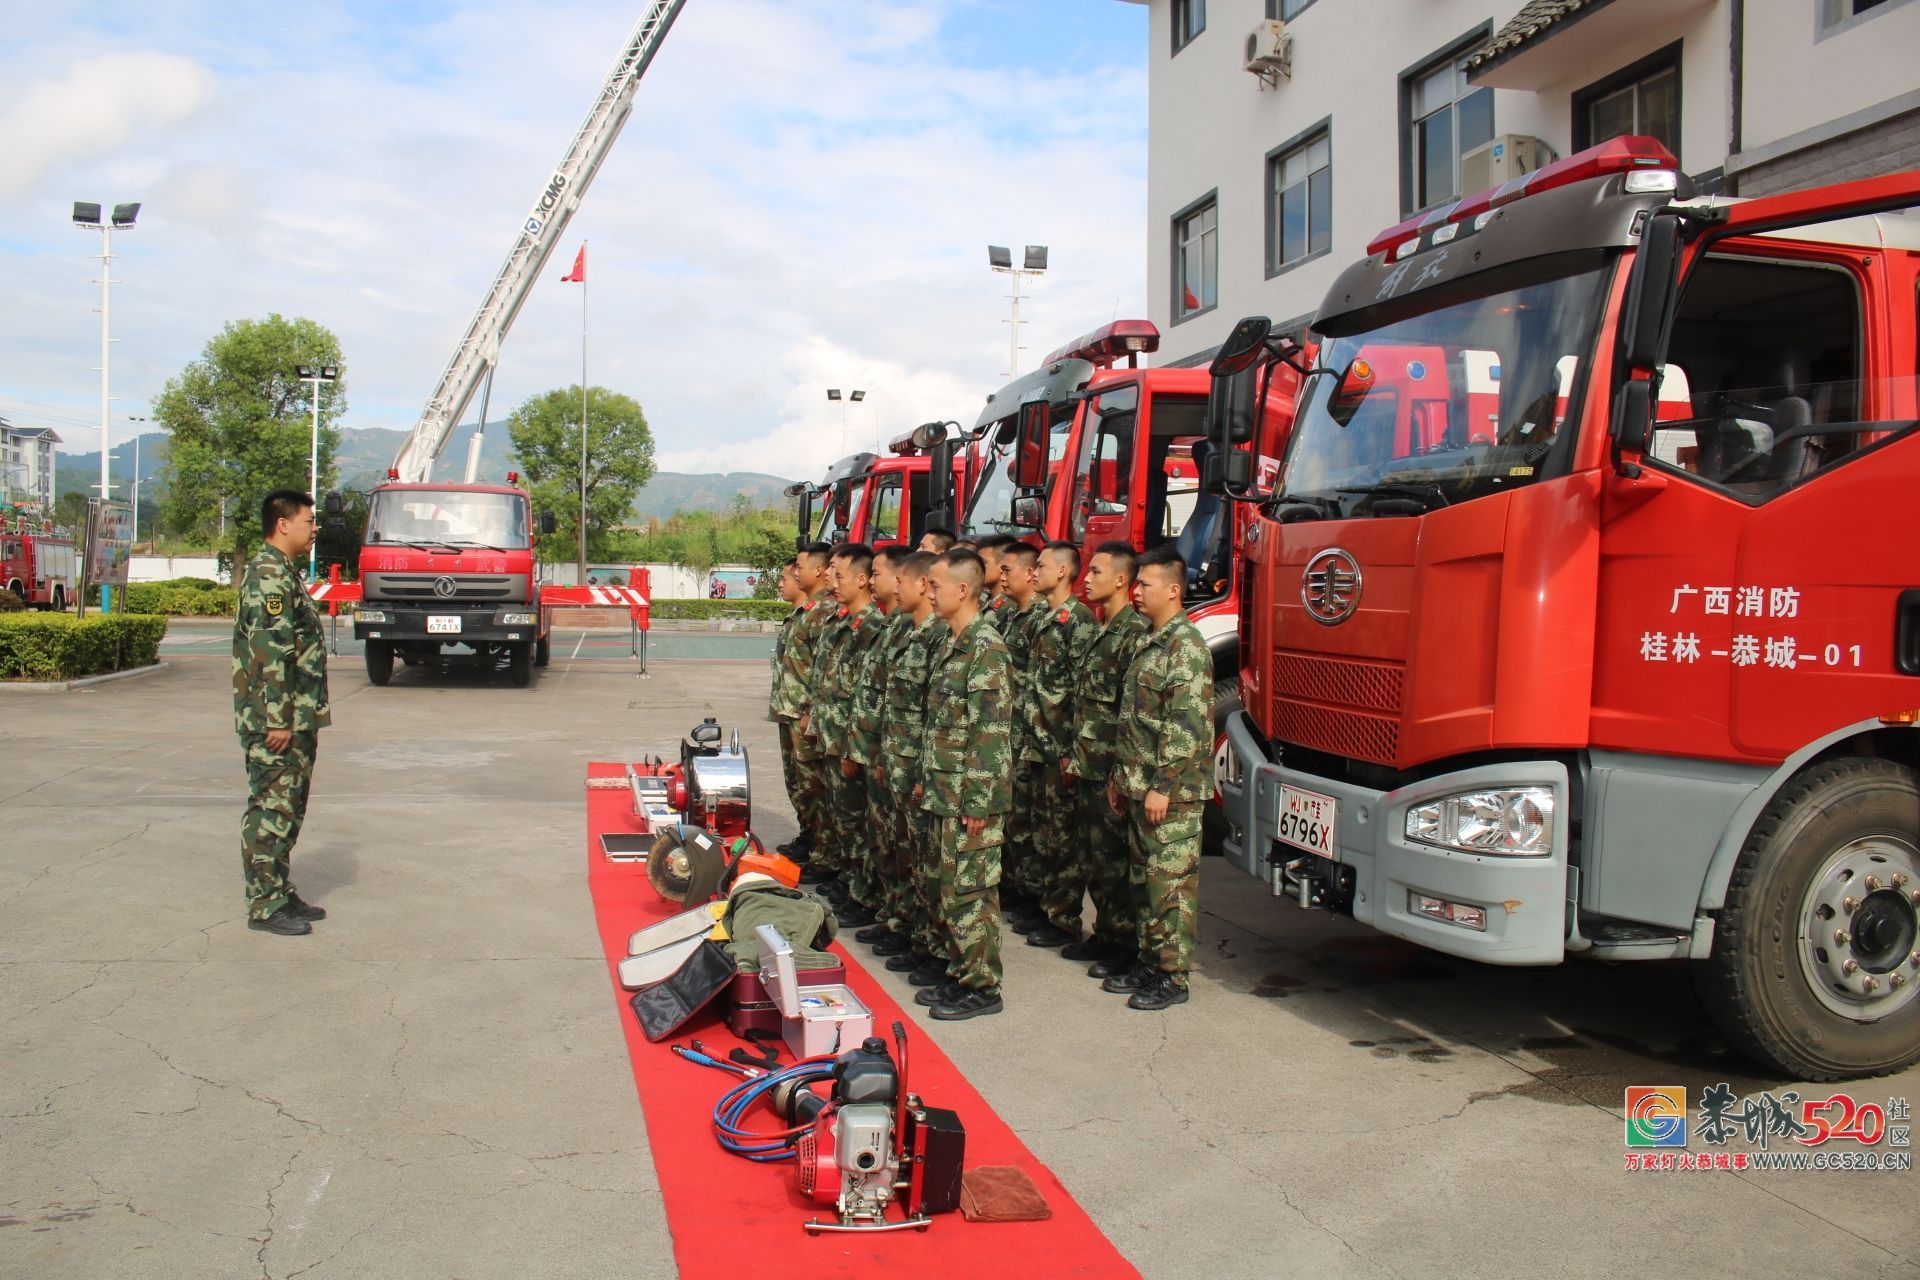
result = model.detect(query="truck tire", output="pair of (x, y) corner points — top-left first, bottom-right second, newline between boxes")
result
(1694, 757), (1920, 1081)
(535, 634), (551, 668)
(1203, 675), (1243, 858)
(365, 639), (394, 686)
(508, 641), (533, 687)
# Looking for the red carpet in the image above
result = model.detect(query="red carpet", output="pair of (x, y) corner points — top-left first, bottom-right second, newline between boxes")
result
(584, 764), (1138, 1279)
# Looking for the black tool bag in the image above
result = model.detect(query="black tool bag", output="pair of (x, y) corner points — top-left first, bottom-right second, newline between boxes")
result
(629, 938), (734, 1042)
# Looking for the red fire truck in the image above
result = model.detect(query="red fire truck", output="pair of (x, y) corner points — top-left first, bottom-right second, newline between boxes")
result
(1, 516), (78, 610)
(960, 319), (1298, 850)
(792, 426), (970, 551)
(1206, 138), (1920, 1078)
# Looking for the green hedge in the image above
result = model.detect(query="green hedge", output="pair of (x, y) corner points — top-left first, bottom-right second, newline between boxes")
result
(645, 599), (791, 622)
(0, 614), (168, 681)
(120, 579), (239, 617)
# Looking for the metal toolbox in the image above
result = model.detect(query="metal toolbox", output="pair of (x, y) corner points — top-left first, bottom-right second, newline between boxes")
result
(754, 925), (872, 1059)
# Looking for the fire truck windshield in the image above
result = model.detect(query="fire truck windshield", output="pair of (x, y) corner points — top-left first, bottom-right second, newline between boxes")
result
(959, 412), (1074, 537)
(366, 489), (530, 549)
(1277, 258), (1612, 515)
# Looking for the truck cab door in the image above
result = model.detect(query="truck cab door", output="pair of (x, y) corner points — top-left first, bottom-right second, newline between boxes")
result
(1069, 387), (1136, 561)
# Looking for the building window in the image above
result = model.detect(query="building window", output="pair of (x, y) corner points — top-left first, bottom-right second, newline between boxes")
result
(1401, 33), (1494, 214)
(1265, 0), (1317, 17)
(1267, 125), (1331, 273)
(1574, 42), (1681, 160)
(1172, 0), (1205, 53)
(1173, 195), (1218, 321)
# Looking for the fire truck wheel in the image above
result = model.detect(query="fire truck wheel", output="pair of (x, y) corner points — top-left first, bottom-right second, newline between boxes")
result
(1695, 757), (1920, 1081)
(535, 634), (551, 668)
(1203, 675), (1242, 858)
(51, 586), (65, 612)
(364, 639), (394, 686)
(508, 641), (533, 686)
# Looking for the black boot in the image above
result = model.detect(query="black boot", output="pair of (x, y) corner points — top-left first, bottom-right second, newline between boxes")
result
(1127, 973), (1190, 1011)
(886, 949), (933, 973)
(247, 908), (312, 936)
(870, 933), (912, 957)
(907, 959), (949, 987)
(1100, 964), (1153, 993)
(285, 893), (327, 921)
(930, 987), (1003, 1020)
(853, 923), (892, 943)
(1061, 937), (1122, 963)
(1024, 924), (1076, 949)
(915, 979), (964, 1007)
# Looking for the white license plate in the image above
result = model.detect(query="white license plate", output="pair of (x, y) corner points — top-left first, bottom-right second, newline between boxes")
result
(427, 615), (462, 634)
(1277, 783), (1337, 859)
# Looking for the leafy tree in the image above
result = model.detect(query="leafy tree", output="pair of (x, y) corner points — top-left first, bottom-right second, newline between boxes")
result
(55, 491), (90, 534)
(155, 315), (345, 571)
(507, 385), (655, 579)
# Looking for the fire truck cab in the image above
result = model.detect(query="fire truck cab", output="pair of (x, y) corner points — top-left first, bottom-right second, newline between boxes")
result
(1207, 138), (1920, 1079)
(793, 425), (968, 552)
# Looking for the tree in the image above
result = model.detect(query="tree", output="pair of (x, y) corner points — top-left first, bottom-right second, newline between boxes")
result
(506, 385), (655, 579)
(54, 491), (90, 534)
(155, 315), (346, 570)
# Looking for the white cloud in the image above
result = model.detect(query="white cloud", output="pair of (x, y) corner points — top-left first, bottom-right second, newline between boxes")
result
(0, 52), (215, 200)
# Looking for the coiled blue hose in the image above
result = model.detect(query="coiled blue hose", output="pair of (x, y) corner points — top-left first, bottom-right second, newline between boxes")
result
(711, 1057), (836, 1161)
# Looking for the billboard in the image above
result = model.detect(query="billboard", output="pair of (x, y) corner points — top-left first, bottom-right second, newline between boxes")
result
(85, 499), (135, 589)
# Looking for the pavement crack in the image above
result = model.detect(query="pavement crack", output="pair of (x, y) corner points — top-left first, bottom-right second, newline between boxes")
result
(255, 1148), (302, 1280)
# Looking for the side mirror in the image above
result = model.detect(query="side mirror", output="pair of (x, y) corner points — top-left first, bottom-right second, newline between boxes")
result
(1209, 315), (1272, 376)
(832, 483), (851, 532)
(1326, 358), (1377, 428)
(325, 519), (347, 538)
(1202, 451), (1253, 496)
(1205, 366), (1257, 446)
(1011, 400), (1049, 489)
(539, 511), (557, 535)
(791, 486), (815, 550)
(323, 491), (344, 516)
(1621, 211), (1683, 371)
(1610, 378), (1655, 474)
(1011, 495), (1043, 528)
(928, 436), (956, 525)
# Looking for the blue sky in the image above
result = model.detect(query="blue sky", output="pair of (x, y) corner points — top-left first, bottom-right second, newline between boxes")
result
(0, 1), (1149, 483)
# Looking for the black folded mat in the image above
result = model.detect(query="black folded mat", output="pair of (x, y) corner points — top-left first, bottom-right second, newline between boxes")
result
(630, 938), (735, 1042)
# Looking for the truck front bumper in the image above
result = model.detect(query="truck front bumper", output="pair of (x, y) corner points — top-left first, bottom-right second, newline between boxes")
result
(353, 603), (542, 646)
(1219, 712), (1570, 965)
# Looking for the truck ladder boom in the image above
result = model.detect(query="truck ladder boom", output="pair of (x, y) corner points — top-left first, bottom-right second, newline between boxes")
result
(392, 0), (688, 483)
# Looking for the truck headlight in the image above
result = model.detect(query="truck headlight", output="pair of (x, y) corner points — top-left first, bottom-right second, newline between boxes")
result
(497, 610), (538, 626)
(1404, 787), (1554, 857)
(357, 608), (389, 623)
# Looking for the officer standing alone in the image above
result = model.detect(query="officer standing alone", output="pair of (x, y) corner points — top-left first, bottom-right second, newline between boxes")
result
(1106, 544), (1214, 1009)
(233, 490), (332, 936)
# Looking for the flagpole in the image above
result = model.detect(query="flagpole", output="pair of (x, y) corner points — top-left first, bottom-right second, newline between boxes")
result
(578, 242), (589, 588)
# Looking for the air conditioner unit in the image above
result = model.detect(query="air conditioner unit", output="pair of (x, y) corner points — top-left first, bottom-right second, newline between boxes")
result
(1244, 20), (1292, 81)
(1459, 134), (1555, 194)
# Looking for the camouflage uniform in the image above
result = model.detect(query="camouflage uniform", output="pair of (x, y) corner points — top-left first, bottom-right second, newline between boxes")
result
(982, 593), (1012, 634)
(848, 608), (915, 927)
(1069, 605), (1151, 951)
(814, 602), (883, 898)
(879, 615), (944, 955)
(773, 588), (834, 856)
(771, 600), (805, 822)
(999, 596), (1049, 902)
(920, 614), (1012, 993)
(1021, 596), (1100, 932)
(1115, 611), (1214, 988)
(232, 543), (331, 921)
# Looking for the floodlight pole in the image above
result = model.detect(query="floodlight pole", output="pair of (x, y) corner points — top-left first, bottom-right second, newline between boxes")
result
(295, 365), (339, 580)
(989, 245), (1047, 380)
(76, 201), (138, 611)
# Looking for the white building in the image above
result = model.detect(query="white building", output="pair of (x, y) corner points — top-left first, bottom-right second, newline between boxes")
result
(0, 421), (61, 510)
(1123, 0), (1920, 363)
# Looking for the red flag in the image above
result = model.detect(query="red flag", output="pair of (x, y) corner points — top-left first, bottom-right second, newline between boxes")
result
(561, 245), (586, 283)
(1183, 281), (1200, 311)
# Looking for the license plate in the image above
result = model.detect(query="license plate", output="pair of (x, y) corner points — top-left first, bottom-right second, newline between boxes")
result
(427, 615), (462, 634)
(1276, 783), (1337, 859)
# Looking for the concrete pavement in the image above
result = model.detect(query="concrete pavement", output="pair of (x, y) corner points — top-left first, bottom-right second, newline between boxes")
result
(3, 648), (1915, 1278)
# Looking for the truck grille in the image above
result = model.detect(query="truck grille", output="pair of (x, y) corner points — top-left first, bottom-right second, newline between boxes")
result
(363, 573), (527, 602)
(1270, 651), (1404, 766)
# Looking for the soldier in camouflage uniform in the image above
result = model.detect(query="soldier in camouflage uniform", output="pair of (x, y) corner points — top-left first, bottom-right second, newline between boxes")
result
(774, 545), (834, 864)
(874, 551), (947, 984)
(848, 547), (915, 954)
(1066, 541), (1152, 975)
(812, 544), (884, 926)
(914, 548), (1011, 1021)
(995, 542), (1049, 924)
(1019, 542), (1101, 948)
(976, 534), (1014, 629)
(1105, 545), (1214, 1010)
(769, 560), (805, 854)
(232, 491), (331, 936)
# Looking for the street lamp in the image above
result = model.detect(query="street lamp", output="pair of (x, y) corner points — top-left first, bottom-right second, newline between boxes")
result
(988, 243), (1047, 379)
(294, 364), (340, 579)
(127, 414), (148, 549)
(74, 199), (140, 611)
(826, 388), (865, 455)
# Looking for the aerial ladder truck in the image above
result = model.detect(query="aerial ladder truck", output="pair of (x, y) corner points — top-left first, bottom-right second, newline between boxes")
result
(322, 1), (683, 686)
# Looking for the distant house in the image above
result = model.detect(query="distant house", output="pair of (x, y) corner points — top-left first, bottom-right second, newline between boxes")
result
(0, 421), (60, 511)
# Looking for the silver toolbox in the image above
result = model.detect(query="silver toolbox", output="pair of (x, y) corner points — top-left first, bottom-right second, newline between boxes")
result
(754, 924), (873, 1059)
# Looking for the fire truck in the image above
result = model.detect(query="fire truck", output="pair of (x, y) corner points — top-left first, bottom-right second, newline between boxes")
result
(325, 3), (682, 686)
(791, 426), (970, 551)
(959, 319), (1298, 850)
(1, 516), (78, 610)
(1205, 138), (1920, 1079)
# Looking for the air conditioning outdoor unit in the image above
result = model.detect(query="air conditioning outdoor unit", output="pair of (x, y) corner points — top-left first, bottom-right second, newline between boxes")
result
(1244, 20), (1292, 82)
(1459, 134), (1555, 194)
